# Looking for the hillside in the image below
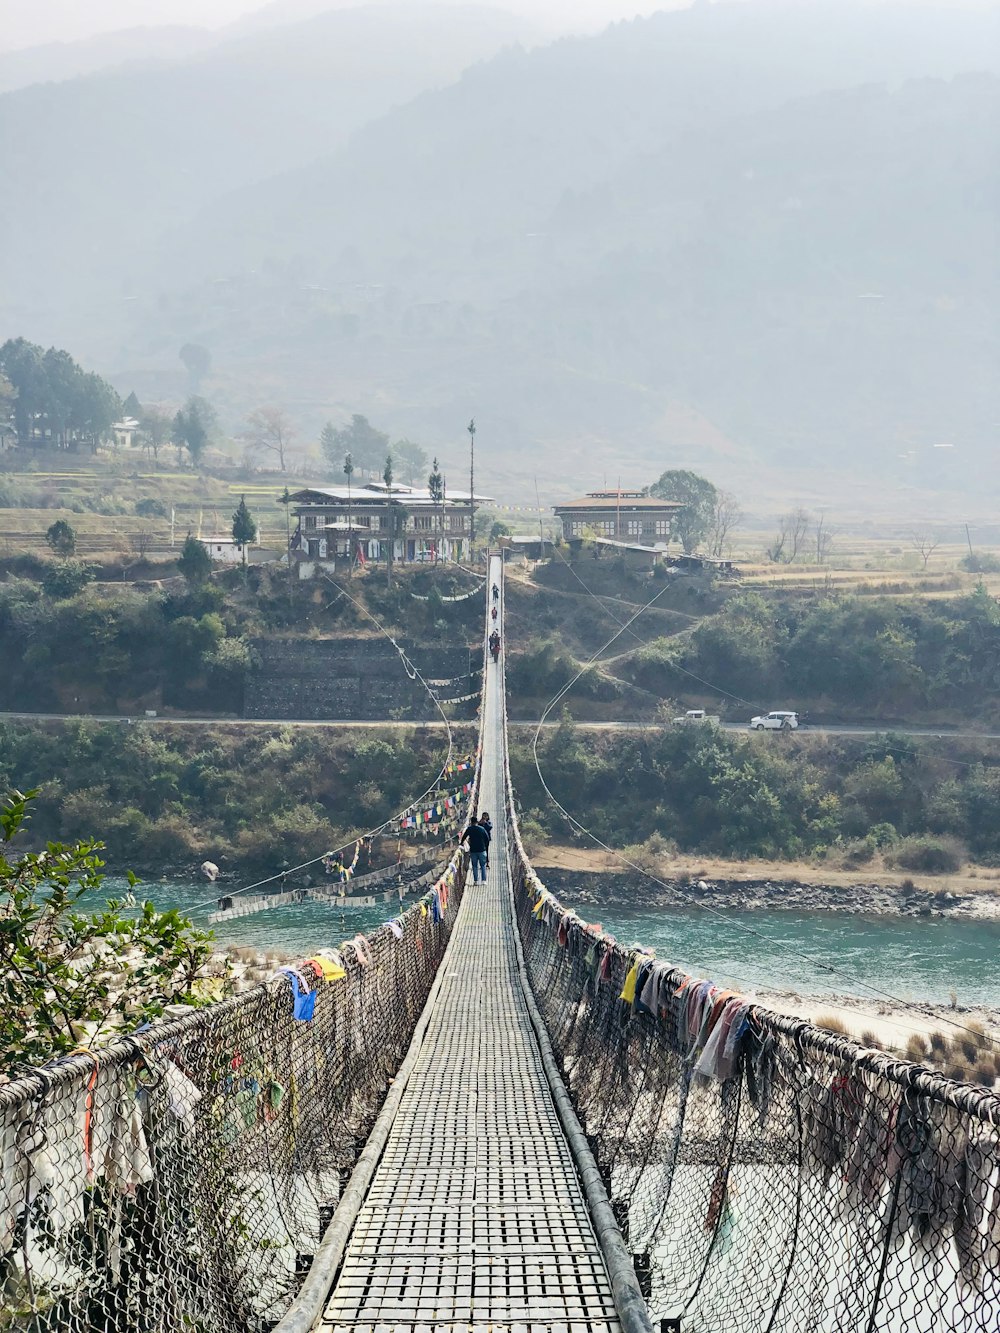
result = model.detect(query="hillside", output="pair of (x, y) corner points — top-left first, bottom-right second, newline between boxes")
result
(2, 1), (998, 515)
(0, 3), (537, 328)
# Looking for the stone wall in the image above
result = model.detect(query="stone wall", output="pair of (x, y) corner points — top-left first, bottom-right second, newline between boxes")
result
(244, 636), (474, 720)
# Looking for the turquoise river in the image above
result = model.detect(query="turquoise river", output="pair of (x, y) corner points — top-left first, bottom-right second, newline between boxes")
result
(109, 877), (1000, 1009)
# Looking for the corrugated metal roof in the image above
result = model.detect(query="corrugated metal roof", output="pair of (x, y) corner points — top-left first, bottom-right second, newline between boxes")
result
(552, 495), (683, 511)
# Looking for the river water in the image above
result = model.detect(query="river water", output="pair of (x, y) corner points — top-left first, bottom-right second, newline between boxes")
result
(109, 876), (1000, 1008)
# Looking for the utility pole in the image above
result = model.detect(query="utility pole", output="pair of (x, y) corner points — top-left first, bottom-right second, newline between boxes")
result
(344, 451), (354, 578)
(534, 475), (544, 558)
(384, 454), (394, 588)
(965, 523), (975, 560)
(467, 418), (476, 563)
(280, 487), (292, 608)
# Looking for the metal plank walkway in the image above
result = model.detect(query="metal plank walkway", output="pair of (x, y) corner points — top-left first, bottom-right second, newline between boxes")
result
(320, 556), (622, 1333)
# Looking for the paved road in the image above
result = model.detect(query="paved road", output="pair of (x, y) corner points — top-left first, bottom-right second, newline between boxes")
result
(1, 709), (998, 741)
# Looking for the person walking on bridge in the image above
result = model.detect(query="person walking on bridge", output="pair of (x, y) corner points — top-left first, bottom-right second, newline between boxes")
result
(461, 814), (491, 883)
(489, 630), (500, 663)
(492, 582), (499, 602)
(478, 811), (493, 872)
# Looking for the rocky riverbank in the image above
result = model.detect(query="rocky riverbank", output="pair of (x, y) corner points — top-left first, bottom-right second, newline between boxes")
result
(540, 867), (1000, 920)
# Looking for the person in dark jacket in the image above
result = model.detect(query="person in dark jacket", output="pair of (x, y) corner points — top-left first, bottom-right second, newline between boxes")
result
(478, 812), (493, 871)
(461, 815), (491, 883)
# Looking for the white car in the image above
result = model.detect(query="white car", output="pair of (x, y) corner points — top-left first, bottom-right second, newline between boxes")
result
(750, 710), (799, 731)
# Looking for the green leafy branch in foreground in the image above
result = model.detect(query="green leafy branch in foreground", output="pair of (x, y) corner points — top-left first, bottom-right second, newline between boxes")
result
(0, 788), (225, 1073)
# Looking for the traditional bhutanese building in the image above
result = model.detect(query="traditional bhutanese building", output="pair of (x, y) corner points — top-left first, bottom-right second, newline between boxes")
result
(552, 490), (683, 544)
(286, 481), (492, 574)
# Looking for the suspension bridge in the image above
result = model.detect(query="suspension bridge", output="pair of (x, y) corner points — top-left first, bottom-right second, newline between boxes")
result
(3, 554), (1000, 1333)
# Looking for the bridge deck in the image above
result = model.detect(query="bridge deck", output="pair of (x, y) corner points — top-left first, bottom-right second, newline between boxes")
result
(321, 557), (621, 1332)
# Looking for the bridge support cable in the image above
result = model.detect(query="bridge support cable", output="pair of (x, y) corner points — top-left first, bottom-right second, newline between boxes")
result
(503, 638), (1000, 1326)
(310, 553), (632, 1332)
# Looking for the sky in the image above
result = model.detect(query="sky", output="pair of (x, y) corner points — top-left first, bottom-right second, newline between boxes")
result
(0, 0), (678, 51)
(3, 0), (999, 51)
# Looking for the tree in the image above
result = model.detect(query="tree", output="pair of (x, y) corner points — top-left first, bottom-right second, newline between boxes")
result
(0, 371), (15, 448)
(392, 437), (428, 484)
(707, 490), (742, 558)
(179, 342), (211, 388)
(139, 406), (172, 462)
(123, 390), (142, 417)
(245, 404), (293, 472)
(46, 518), (76, 556)
(0, 338), (120, 450)
(0, 788), (219, 1067)
(769, 508), (810, 563)
(0, 337), (46, 445)
(428, 456), (444, 564)
(42, 558), (93, 598)
(177, 533), (212, 583)
(74, 370), (121, 451)
(814, 510), (836, 564)
(173, 396), (215, 466)
(649, 470), (717, 553)
(231, 495), (258, 566)
(911, 531), (941, 570)
(321, 414), (390, 472)
(490, 520), (512, 543)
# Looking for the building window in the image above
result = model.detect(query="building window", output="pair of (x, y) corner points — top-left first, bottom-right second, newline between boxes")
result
(414, 516), (433, 530)
(655, 520), (671, 536)
(599, 520), (615, 536)
(303, 515), (317, 530)
(626, 519), (641, 536)
(450, 515), (466, 532)
(570, 521), (583, 536)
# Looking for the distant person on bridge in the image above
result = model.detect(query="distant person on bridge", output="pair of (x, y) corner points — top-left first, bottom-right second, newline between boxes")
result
(492, 583), (499, 601)
(489, 630), (500, 662)
(491, 605), (498, 622)
(461, 815), (491, 882)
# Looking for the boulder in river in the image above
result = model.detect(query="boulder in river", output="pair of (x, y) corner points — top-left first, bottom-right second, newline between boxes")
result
(200, 860), (220, 882)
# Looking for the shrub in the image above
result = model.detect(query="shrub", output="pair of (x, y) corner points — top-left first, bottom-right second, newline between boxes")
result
(960, 552), (1000, 574)
(41, 558), (95, 599)
(887, 835), (963, 874)
(623, 831), (678, 873)
(45, 518), (76, 556)
(815, 1013), (849, 1036)
(135, 497), (169, 518)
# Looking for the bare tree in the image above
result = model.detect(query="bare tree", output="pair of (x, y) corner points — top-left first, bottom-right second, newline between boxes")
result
(707, 490), (742, 558)
(131, 527), (154, 559)
(814, 510), (836, 564)
(786, 507), (810, 563)
(245, 405), (293, 472)
(910, 531), (941, 569)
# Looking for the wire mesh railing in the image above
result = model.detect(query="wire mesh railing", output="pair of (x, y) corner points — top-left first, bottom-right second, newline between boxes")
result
(494, 610), (1000, 1332)
(0, 847), (468, 1333)
(507, 862), (1000, 1331)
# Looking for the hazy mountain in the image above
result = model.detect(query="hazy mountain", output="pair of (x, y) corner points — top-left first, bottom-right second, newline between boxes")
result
(3, 0), (998, 509)
(0, 27), (219, 94)
(0, 4), (537, 321)
(121, 1), (997, 503)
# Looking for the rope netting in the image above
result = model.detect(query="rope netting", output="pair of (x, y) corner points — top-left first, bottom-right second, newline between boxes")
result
(495, 622), (1000, 1333)
(508, 862), (1000, 1332)
(0, 848), (468, 1333)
